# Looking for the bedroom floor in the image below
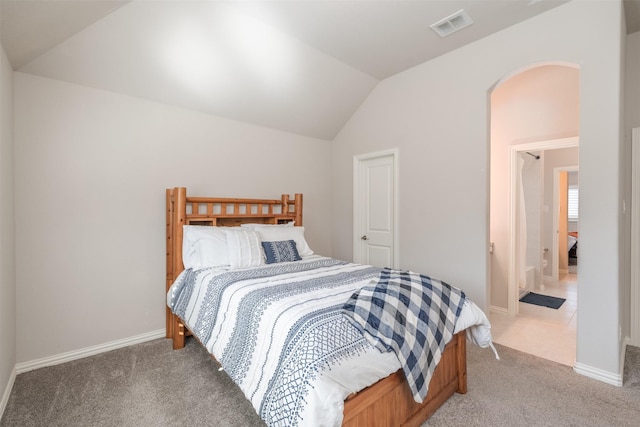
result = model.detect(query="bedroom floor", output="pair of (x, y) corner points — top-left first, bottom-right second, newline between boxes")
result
(489, 273), (577, 367)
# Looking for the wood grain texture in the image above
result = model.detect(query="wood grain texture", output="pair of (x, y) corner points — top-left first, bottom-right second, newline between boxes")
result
(342, 331), (466, 427)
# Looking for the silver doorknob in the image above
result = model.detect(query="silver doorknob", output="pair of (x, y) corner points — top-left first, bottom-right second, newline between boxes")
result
(361, 235), (369, 240)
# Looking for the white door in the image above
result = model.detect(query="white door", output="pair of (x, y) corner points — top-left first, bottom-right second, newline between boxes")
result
(353, 150), (398, 268)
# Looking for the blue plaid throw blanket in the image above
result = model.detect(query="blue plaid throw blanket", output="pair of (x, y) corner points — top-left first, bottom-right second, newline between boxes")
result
(342, 267), (466, 403)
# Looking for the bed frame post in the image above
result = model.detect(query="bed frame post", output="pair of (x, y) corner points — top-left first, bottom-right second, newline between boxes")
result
(456, 331), (468, 394)
(166, 187), (187, 349)
(166, 189), (174, 340)
(294, 193), (303, 226)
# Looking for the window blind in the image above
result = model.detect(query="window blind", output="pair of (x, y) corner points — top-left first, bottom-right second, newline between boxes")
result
(568, 186), (579, 221)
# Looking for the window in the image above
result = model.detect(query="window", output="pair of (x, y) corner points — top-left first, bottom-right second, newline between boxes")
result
(568, 186), (579, 221)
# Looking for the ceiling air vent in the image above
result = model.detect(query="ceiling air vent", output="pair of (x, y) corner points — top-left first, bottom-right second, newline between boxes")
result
(430, 9), (474, 38)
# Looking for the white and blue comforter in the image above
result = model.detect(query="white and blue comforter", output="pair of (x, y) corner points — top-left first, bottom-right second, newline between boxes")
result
(167, 256), (494, 427)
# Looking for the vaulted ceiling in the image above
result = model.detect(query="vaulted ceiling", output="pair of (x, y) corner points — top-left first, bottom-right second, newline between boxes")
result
(2, 0), (639, 140)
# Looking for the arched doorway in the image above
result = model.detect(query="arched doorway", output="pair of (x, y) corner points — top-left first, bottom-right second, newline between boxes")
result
(489, 64), (580, 366)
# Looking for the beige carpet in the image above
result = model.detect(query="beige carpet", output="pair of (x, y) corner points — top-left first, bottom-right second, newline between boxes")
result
(2, 338), (640, 426)
(428, 342), (640, 426)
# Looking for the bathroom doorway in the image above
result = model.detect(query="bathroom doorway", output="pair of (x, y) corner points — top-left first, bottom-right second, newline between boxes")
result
(508, 139), (579, 315)
(489, 64), (580, 366)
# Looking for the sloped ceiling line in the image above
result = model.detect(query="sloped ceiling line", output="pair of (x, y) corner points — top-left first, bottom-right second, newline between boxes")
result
(4, 0), (638, 140)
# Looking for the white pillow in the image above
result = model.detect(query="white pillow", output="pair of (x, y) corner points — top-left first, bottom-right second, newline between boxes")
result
(224, 229), (264, 268)
(252, 226), (313, 257)
(182, 225), (230, 269)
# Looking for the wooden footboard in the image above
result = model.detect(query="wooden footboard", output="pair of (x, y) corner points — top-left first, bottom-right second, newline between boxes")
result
(342, 331), (466, 427)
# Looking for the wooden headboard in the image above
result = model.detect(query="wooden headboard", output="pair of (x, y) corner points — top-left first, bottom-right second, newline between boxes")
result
(165, 187), (303, 345)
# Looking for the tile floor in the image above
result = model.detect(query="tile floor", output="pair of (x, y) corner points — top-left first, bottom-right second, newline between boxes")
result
(490, 273), (577, 367)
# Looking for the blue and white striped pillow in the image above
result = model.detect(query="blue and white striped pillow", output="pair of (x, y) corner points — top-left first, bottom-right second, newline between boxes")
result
(261, 240), (302, 264)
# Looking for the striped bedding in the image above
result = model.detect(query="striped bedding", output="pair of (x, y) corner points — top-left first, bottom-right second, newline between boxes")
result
(167, 256), (494, 427)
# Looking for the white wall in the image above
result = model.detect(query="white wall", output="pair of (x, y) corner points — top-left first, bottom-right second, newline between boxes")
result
(331, 0), (625, 380)
(13, 73), (333, 363)
(490, 65), (579, 309)
(0, 46), (16, 412)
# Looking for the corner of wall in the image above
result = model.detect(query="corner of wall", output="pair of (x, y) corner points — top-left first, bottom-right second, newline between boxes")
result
(0, 366), (16, 419)
(0, 43), (16, 424)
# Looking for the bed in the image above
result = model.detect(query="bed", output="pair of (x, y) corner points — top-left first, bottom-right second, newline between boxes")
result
(165, 187), (494, 426)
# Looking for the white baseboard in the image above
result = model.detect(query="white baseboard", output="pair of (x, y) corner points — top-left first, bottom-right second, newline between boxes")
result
(574, 361), (623, 387)
(15, 328), (165, 375)
(575, 336), (631, 387)
(489, 305), (509, 315)
(1, 366), (16, 420)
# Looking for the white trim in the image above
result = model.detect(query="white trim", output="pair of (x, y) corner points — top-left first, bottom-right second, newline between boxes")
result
(574, 362), (623, 387)
(489, 305), (509, 315)
(0, 366), (16, 419)
(631, 127), (640, 346)
(492, 62), (579, 92)
(15, 329), (165, 374)
(353, 148), (399, 268)
(508, 137), (579, 316)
